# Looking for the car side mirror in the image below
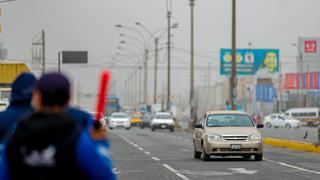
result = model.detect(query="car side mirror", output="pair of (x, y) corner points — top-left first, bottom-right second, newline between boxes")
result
(194, 123), (203, 129)
(257, 124), (264, 128)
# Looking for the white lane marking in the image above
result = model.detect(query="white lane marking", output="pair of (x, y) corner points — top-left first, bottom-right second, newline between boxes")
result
(265, 158), (320, 175)
(152, 157), (160, 161)
(229, 168), (257, 175)
(133, 144), (138, 147)
(138, 147), (144, 151)
(144, 151), (151, 155)
(162, 164), (190, 180)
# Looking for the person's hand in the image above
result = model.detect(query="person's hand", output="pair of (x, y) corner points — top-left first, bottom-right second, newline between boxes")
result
(90, 120), (107, 140)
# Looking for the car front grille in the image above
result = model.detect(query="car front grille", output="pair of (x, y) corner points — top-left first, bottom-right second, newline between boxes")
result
(223, 136), (248, 141)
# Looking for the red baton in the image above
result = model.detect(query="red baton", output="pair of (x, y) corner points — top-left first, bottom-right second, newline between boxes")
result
(95, 70), (111, 129)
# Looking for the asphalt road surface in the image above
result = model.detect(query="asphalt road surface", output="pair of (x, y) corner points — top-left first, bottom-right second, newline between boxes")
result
(109, 128), (320, 180)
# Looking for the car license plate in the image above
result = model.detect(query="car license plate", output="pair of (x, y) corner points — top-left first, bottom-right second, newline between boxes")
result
(161, 125), (166, 128)
(230, 144), (241, 150)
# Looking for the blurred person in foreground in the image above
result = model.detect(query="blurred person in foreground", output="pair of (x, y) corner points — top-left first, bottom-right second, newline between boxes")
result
(0, 72), (116, 180)
(0, 73), (36, 152)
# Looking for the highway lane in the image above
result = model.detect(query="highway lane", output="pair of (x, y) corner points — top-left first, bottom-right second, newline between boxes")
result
(109, 128), (320, 180)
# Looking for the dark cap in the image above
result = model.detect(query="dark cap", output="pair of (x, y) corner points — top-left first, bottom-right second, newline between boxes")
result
(35, 72), (70, 106)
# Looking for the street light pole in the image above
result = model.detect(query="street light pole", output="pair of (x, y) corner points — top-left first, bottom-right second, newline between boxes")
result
(189, 0), (195, 119)
(154, 38), (159, 104)
(230, 0), (237, 110)
(167, 7), (172, 111)
(144, 49), (148, 105)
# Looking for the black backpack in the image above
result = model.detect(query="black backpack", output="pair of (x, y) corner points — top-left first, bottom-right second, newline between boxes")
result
(6, 112), (87, 180)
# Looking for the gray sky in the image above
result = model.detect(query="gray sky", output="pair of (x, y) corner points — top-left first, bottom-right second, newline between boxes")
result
(1, 0), (320, 108)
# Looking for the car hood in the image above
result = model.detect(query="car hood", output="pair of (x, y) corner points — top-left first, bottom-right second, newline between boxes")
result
(205, 127), (260, 136)
(110, 118), (130, 121)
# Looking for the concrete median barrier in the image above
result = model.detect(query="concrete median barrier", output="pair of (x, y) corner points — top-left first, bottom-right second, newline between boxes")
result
(263, 137), (320, 154)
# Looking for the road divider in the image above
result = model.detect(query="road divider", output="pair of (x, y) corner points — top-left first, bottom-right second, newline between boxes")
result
(263, 137), (320, 154)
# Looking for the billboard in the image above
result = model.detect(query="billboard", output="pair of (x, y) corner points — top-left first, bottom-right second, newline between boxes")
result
(62, 51), (88, 64)
(285, 72), (320, 90)
(298, 37), (320, 57)
(220, 49), (279, 75)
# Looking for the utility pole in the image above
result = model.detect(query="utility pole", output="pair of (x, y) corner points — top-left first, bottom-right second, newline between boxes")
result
(139, 66), (142, 105)
(230, 0), (237, 110)
(167, 4), (172, 111)
(42, 30), (46, 74)
(208, 62), (211, 109)
(135, 70), (138, 109)
(189, 0), (195, 119)
(154, 38), (159, 104)
(144, 49), (148, 105)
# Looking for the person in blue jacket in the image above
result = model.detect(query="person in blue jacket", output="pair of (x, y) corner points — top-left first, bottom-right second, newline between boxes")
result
(0, 72), (116, 180)
(0, 73), (36, 144)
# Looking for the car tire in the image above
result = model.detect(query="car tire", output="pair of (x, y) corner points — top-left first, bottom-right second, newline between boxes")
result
(126, 127), (131, 130)
(285, 123), (291, 128)
(151, 127), (155, 132)
(202, 150), (210, 161)
(254, 154), (263, 161)
(266, 122), (272, 128)
(193, 143), (201, 159)
(109, 127), (113, 130)
(170, 127), (175, 132)
(242, 155), (251, 160)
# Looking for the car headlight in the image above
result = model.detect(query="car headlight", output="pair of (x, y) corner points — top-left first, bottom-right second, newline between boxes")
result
(205, 134), (222, 142)
(249, 134), (262, 141)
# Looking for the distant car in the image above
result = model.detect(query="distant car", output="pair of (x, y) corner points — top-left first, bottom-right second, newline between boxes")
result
(109, 112), (131, 130)
(140, 113), (153, 129)
(150, 112), (175, 132)
(193, 111), (264, 161)
(263, 113), (301, 129)
(130, 112), (143, 126)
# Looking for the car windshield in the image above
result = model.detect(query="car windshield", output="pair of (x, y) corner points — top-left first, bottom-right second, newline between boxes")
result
(154, 114), (171, 119)
(207, 114), (254, 127)
(112, 114), (128, 118)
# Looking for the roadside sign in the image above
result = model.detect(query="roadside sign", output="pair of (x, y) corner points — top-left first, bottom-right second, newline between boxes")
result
(62, 51), (88, 64)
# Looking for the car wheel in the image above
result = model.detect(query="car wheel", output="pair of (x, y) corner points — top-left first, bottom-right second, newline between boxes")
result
(242, 155), (251, 160)
(266, 122), (272, 128)
(151, 127), (155, 132)
(170, 127), (175, 132)
(193, 143), (201, 159)
(109, 127), (113, 130)
(202, 150), (210, 161)
(126, 127), (131, 130)
(254, 154), (263, 161)
(285, 123), (291, 128)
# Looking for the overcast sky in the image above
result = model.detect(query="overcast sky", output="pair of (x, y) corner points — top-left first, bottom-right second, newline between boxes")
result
(1, 0), (320, 108)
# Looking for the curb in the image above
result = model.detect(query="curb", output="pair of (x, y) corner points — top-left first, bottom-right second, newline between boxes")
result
(263, 137), (320, 154)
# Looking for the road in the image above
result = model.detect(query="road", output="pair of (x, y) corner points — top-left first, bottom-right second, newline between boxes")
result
(109, 128), (320, 180)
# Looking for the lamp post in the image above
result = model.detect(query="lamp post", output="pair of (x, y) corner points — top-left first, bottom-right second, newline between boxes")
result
(291, 43), (303, 107)
(135, 21), (178, 106)
(230, 0), (237, 110)
(189, 0), (195, 120)
(167, 6), (172, 111)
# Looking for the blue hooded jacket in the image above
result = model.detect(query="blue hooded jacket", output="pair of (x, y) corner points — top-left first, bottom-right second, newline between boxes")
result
(0, 73), (36, 143)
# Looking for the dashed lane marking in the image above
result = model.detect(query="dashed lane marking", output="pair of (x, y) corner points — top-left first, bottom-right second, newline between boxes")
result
(162, 164), (190, 180)
(152, 157), (160, 161)
(138, 147), (144, 151)
(144, 151), (151, 155)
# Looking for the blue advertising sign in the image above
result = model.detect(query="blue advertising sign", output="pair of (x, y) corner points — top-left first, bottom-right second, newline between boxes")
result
(220, 49), (279, 75)
(255, 84), (276, 103)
